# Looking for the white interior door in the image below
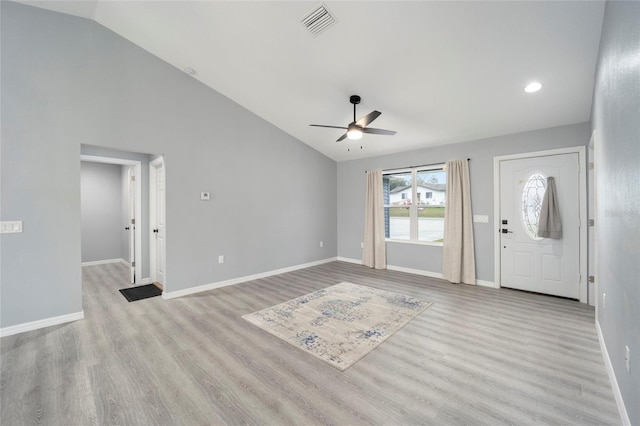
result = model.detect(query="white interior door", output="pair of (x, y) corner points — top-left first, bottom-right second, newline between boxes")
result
(499, 153), (581, 299)
(127, 166), (136, 283)
(151, 159), (166, 286)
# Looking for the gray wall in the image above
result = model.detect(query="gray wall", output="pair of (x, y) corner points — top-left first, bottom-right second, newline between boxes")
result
(81, 161), (125, 263)
(337, 122), (591, 282)
(1, 4), (92, 327)
(1, 2), (337, 328)
(592, 1), (640, 423)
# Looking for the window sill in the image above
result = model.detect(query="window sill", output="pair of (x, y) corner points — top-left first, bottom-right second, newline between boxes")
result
(385, 239), (443, 247)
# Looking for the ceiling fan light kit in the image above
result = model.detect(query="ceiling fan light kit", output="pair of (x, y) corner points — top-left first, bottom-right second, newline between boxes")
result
(347, 124), (363, 140)
(310, 95), (396, 143)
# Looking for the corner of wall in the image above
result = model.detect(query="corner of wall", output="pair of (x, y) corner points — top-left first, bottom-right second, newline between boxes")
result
(596, 320), (632, 426)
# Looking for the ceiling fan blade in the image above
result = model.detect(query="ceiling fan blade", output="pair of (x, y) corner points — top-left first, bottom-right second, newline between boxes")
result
(336, 133), (348, 142)
(309, 124), (348, 130)
(356, 110), (381, 127)
(361, 127), (397, 136)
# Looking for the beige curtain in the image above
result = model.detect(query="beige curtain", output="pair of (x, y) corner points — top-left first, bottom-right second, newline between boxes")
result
(442, 160), (476, 284)
(362, 170), (386, 269)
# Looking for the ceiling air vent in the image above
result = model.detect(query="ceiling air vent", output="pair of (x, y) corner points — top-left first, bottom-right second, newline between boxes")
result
(301, 3), (337, 37)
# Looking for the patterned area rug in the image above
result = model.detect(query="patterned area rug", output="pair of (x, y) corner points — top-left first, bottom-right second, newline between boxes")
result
(242, 282), (432, 371)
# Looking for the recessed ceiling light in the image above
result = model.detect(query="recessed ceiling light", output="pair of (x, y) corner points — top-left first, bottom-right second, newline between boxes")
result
(524, 81), (542, 93)
(184, 67), (197, 76)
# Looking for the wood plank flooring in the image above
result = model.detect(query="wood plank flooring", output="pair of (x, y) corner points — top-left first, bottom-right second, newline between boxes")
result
(1, 261), (620, 425)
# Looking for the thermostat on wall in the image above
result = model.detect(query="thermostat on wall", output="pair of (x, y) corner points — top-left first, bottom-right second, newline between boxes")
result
(200, 192), (211, 201)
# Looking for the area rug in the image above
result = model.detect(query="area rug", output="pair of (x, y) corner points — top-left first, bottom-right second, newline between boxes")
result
(119, 284), (162, 302)
(242, 282), (432, 371)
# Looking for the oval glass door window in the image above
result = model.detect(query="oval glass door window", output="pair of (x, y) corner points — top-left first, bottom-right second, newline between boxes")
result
(521, 173), (546, 240)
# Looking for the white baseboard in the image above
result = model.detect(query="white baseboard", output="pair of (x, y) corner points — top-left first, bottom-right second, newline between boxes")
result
(81, 258), (127, 267)
(0, 311), (84, 338)
(596, 320), (631, 426)
(476, 279), (498, 288)
(336, 257), (496, 287)
(387, 264), (443, 279)
(162, 257), (338, 300)
(337, 256), (361, 264)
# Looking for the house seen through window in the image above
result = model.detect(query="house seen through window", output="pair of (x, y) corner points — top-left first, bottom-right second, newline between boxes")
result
(383, 166), (446, 243)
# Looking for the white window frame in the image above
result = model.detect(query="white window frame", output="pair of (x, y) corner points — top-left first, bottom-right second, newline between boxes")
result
(383, 164), (445, 246)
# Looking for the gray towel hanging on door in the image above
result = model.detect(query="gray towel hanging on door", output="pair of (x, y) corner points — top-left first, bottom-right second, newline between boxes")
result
(537, 177), (562, 239)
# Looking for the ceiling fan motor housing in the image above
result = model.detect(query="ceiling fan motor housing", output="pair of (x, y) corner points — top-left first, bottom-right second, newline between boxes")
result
(349, 95), (361, 105)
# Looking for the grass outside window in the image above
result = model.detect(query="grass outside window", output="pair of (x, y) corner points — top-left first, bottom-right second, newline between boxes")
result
(388, 206), (444, 218)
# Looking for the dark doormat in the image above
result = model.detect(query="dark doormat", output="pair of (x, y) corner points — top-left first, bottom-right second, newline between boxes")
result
(119, 284), (162, 302)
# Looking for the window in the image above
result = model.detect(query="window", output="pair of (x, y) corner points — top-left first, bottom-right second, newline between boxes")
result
(383, 166), (446, 243)
(521, 173), (546, 240)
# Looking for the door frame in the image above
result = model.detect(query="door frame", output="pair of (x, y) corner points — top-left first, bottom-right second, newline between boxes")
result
(588, 131), (597, 307)
(149, 156), (166, 289)
(590, 130), (600, 313)
(126, 165), (136, 283)
(493, 146), (587, 303)
(81, 155), (143, 283)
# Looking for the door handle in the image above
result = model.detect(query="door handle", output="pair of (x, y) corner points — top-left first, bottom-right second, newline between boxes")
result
(501, 229), (513, 233)
(153, 229), (159, 233)
(125, 227), (130, 230)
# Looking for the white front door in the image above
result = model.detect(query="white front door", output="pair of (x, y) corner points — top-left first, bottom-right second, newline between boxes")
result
(151, 159), (166, 286)
(499, 153), (581, 299)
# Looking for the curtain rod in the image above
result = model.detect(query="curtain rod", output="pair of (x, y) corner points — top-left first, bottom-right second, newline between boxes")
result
(370, 158), (470, 173)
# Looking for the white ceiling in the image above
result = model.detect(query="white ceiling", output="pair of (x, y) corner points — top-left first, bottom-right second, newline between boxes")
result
(21, 1), (605, 162)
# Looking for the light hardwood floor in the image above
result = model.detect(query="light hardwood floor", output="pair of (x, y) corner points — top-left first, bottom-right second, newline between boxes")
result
(1, 261), (620, 425)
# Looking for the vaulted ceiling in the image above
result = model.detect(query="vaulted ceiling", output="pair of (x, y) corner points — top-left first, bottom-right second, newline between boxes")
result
(21, 1), (605, 161)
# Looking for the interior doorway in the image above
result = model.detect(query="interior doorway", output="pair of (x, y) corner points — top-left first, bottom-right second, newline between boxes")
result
(494, 146), (588, 302)
(81, 155), (142, 283)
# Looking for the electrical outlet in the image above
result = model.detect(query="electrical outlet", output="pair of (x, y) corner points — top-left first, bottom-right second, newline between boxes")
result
(602, 293), (606, 309)
(360, 242), (364, 249)
(319, 241), (323, 248)
(625, 346), (630, 373)
(218, 255), (224, 264)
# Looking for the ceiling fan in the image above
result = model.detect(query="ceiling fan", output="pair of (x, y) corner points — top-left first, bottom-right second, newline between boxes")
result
(310, 95), (397, 142)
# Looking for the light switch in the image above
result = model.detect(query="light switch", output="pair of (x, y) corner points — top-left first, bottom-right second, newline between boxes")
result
(473, 215), (489, 223)
(1, 221), (23, 233)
